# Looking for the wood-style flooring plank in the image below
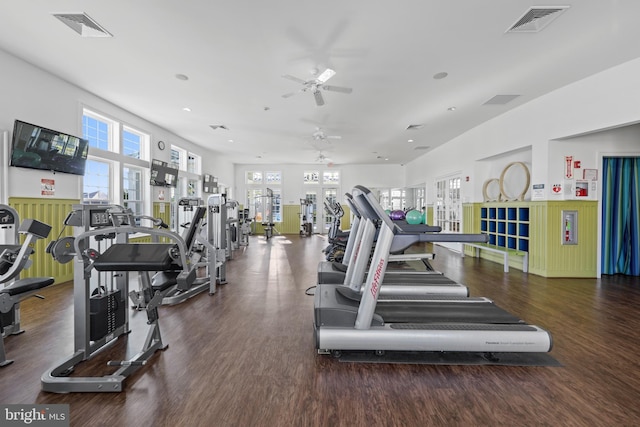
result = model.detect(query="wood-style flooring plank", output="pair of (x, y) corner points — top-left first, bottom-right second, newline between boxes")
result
(1, 235), (639, 426)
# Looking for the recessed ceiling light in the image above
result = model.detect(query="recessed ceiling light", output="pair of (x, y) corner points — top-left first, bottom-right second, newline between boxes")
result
(408, 139), (414, 143)
(228, 139), (234, 143)
(182, 107), (191, 112)
(175, 74), (189, 81)
(448, 107), (456, 111)
(433, 72), (448, 80)
(384, 158), (389, 161)
(256, 155), (262, 159)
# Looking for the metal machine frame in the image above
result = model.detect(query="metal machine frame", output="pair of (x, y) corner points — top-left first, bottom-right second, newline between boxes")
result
(41, 205), (190, 392)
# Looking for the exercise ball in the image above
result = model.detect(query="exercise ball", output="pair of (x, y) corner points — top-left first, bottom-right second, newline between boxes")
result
(421, 212), (427, 224)
(389, 210), (406, 221)
(384, 209), (391, 216)
(406, 209), (422, 224)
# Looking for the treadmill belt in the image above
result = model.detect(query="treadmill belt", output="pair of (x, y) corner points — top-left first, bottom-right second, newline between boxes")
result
(336, 350), (562, 367)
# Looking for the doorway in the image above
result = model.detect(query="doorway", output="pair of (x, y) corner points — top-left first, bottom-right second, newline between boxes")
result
(601, 156), (639, 276)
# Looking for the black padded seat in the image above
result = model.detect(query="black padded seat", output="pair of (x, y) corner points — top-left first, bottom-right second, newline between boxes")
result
(0, 277), (55, 296)
(151, 271), (179, 292)
(93, 243), (175, 272)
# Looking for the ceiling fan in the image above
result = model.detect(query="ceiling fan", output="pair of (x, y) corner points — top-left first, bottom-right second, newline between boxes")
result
(312, 127), (341, 141)
(282, 68), (352, 106)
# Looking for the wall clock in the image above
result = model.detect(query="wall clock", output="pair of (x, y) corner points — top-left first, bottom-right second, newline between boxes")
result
(157, 140), (165, 150)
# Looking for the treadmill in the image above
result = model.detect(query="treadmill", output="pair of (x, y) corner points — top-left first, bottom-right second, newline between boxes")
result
(313, 185), (553, 354)
(318, 191), (469, 297)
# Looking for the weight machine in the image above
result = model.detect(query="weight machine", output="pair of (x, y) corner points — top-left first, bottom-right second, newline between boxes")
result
(299, 198), (314, 237)
(42, 204), (192, 393)
(207, 194), (229, 285)
(261, 188), (277, 240)
(1, 205), (54, 367)
(143, 197), (217, 306)
(237, 208), (252, 247)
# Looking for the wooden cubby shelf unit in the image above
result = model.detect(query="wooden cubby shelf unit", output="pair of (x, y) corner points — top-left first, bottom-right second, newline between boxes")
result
(480, 204), (529, 252)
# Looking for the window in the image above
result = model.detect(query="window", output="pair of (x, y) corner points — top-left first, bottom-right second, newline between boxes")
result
(123, 166), (144, 218)
(170, 146), (183, 170)
(187, 179), (199, 197)
(122, 127), (148, 159)
(265, 171), (281, 185)
(246, 171), (263, 185)
(323, 171), (340, 185)
(187, 153), (201, 174)
(435, 176), (461, 233)
(391, 188), (406, 210)
(303, 171), (319, 184)
(83, 159), (111, 202)
(82, 112), (113, 151)
(247, 188), (263, 222)
(378, 189), (390, 210)
(271, 188), (282, 222)
(82, 108), (151, 218)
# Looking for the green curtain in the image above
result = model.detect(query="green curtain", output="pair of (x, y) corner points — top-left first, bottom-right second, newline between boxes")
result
(601, 157), (640, 276)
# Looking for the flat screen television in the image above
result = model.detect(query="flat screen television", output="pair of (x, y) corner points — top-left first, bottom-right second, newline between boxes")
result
(202, 173), (218, 193)
(150, 159), (178, 187)
(10, 120), (89, 176)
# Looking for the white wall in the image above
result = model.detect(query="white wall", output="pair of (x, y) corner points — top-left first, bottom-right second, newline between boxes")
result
(0, 48), (234, 202)
(405, 56), (640, 203)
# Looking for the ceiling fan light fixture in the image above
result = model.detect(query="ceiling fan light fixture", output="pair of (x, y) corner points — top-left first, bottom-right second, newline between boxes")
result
(317, 68), (336, 83)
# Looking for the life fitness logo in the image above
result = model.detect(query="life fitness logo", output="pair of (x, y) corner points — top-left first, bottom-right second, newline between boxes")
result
(370, 258), (385, 298)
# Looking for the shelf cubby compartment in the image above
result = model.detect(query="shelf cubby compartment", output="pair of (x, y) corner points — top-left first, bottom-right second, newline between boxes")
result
(479, 204), (530, 255)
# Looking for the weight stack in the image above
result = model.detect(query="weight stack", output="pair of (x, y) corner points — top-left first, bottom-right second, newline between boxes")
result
(90, 290), (126, 341)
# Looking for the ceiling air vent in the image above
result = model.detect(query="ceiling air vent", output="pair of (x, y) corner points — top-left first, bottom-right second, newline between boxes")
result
(506, 6), (569, 33)
(414, 146), (431, 151)
(53, 13), (112, 37)
(406, 124), (424, 130)
(210, 125), (229, 130)
(483, 95), (520, 105)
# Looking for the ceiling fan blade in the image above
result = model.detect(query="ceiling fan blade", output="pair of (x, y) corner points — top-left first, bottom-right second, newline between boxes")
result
(314, 90), (325, 106)
(282, 74), (307, 84)
(322, 84), (352, 94)
(316, 68), (336, 83)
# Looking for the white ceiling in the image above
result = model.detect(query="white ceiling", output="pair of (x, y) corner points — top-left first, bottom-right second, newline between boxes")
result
(1, 1), (640, 166)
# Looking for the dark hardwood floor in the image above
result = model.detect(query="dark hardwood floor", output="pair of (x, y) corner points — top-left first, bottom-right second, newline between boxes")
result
(2, 235), (640, 426)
